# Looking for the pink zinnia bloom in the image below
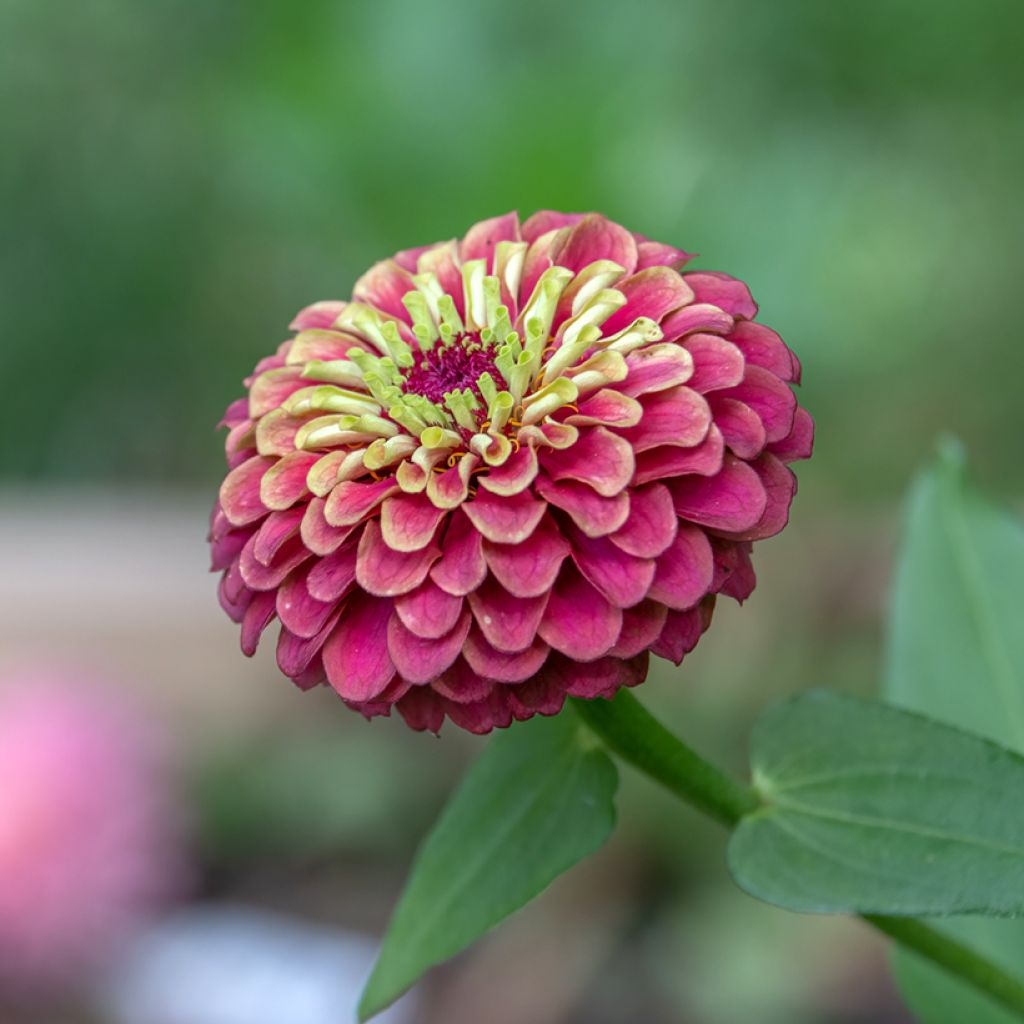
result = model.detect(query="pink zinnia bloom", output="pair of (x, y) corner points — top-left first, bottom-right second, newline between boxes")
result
(211, 212), (813, 733)
(0, 674), (187, 994)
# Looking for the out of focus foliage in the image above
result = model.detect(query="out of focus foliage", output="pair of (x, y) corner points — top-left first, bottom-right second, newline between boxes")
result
(3, 0), (1022, 497)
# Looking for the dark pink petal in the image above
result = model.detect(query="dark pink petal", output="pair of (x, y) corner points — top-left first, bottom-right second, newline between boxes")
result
(635, 241), (693, 271)
(277, 613), (340, 679)
(479, 445), (539, 496)
(507, 675), (567, 720)
(379, 492), (448, 551)
(713, 540), (756, 602)
(225, 420), (256, 468)
(557, 215), (638, 275)
(682, 271), (757, 319)
(353, 260), (416, 322)
(324, 478), (399, 527)
(289, 301), (346, 331)
(220, 455), (273, 527)
(569, 529), (656, 609)
(483, 513), (570, 598)
(218, 564), (252, 622)
(467, 576), (549, 653)
(728, 320), (800, 382)
(683, 334), (746, 394)
(210, 527), (249, 573)
(444, 688), (513, 734)
(463, 488), (547, 544)
(601, 267), (694, 336)
(566, 389), (642, 428)
(618, 387), (711, 453)
(396, 688), (446, 733)
(768, 406), (814, 462)
(260, 451), (318, 511)
(301, 497), (359, 556)
(289, 654), (327, 692)
(430, 509), (487, 596)
(609, 483), (677, 558)
(463, 627), (550, 683)
(306, 540), (359, 602)
(460, 212), (522, 269)
(729, 454), (797, 541)
(432, 659), (495, 704)
(538, 567), (622, 661)
(276, 568), (338, 639)
(634, 426), (725, 485)
(660, 303), (735, 342)
(652, 605), (711, 665)
(670, 456), (768, 532)
(322, 596), (396, 701)
(608, 600), (669, 658)
(240, 591), (277, 656)
(542, 426), (635, 497)
(521, 210), (585, 243)
(559, 652), (649, 698)
(534, 476), (630, 538)
(620, 344), (694, 398)
(387, 609), (471, 684)
(394, 580), (464, 639)
(356, 520), (440, 597)
(239, 533), (311, 591)
(710, 397), (767, 459)
(648, 525), (714, 610)
(718, 365), (797, 443)
(219, 397), (250, 429)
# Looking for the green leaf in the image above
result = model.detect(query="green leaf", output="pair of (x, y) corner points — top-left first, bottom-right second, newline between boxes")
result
(726, 689), (1024, 915)
(357, 708), (618, 1021)
(885, 441), (1024, 1023)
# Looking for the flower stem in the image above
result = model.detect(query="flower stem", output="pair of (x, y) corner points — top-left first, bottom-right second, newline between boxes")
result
(571, 689), (1024, 1022)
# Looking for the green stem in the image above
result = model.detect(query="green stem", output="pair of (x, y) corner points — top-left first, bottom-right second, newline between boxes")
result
(571, 690), (1024, 1022)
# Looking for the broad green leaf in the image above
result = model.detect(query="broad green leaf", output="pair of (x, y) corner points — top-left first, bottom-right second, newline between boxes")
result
(885, 442), (1024, 1023)
(727, 690), (1024, 915)
(358, 708), (618, 1021)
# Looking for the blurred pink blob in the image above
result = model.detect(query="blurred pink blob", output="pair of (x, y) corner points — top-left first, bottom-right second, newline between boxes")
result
(0, 669), (189, 995)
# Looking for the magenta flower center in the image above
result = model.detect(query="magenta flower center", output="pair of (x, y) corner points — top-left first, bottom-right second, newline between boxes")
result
(401, 335), (500, 407)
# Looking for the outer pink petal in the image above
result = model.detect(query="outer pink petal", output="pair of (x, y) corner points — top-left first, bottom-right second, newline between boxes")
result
(768, 406), (814, 462)
(558, 652), (649, 698)
(387, 609), (471, 684)
(618, 387), (711, 453)
(239, 533), (311, 591)
(356, 520), (440, 596)
(324, 478), (399, 528)
(620, 344), (694, 398)
(396, 687), (446, 733)
(600, 267), (694, 336)
(479, 445), (539, 496)
(289, 301), (346, 331)
(648, 525), (714, 610)
(728, 321), (800, 382)
(276, 567), (338, 639)
(220, 455), (273, 527)
(534, 476), (631, 538)
(682, 271), (757, 319)
(569, 529), (656, 609)
(462, 488), (547, 544)
(260, 451), (319, 511)
(394, 580), (464, 639)
(718, 365), (797, 443)
(634, 426), (725, 486)
(652, 604), (711, 664)
(483, 513), (570, 598)
(538, 567), (623, 661)
(670, 456), (768, 533)
(306, 540), (359, 602)
(713, 540), (756, 602)
(322, 596), (396, 701)
(541, 426), (635, 497)
(520, 210), (585, 243)
(609, 483), (677, 558)
(463, 628), (550, 683)
(727, 454), (797, 542)
(660, 303), (735, 342)
(557, 215), (638, 275)
(430, 509), (488, 596)
(608, 600), (669, 658)
(353, 260), (416, 322)
(683, 334), (746, 394)
(301, 497), (360, 556)
(635, 241), (694, 271)
(252, 506), (305, 567)
(380, 492), (447, 551)
(432, 660), (496, 705)
(241, 590), (277, 656)
(467, 576), (549, 653)
(710, 397), (768, 459)
(460, 212), (522, 268)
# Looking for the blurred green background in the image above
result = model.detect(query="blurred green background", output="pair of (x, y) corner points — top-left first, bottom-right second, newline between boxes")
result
(2, 0), (1022, 1021)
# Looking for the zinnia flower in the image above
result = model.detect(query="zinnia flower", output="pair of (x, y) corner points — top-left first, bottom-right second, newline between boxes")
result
(0, 672), (187, 994)
(210, 212), (813, 734)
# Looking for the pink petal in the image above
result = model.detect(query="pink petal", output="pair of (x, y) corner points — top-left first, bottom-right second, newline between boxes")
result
(356, 520), (440, 596)
(541, 426), (635, 497)
(535, 475), (630, 537)
(460, 212), (522, 269)
(289, 301), (346, 331)
(507, 674), (567, 720)
(387, 609), (471, 684)
(683, 334), (746, 393)
(618, 387), (711, 453)
(620, 344), (694, 398)
(635, 241), (693, 271)
(306, 540), (359, 602)
(559, 652), (649, 698)
(652, 604), (712, 665)
(569, 529), (656, 608)
(712, 540), (756, 602)
(425, 454), (477, 509)
(432, 659), (495, 704)
(521, 210), (585, 243)
(353, 260), (416, 322)
(277, 613), (340, 679)
(710, 397), (767, 459)
(768, 406), (814, 462)
(566, 389), (643, 428)
(322, 596), (396, 701)
(379, 492), (446, 551)
(249, 366), (307, 418)
(670, 455), (768, 532)
(600, 267), (694, 336)
(394, 580), (464, 639)
(609, 483), (677, 558)
(728, 321), (800, 382)
(252, 506), (305, 566)
(479, 445), (539, 496)
(259, 451), (318, 511)
(682, 271), (757, 319)
(483, 513), (570, 597)
(463, 627), (550, 683)
(287, 329), (368, 365)
(239, 533), (311, 591)
(518, 228), (570, 310)
(240, 590), (277, 656)
(648, 525), (714, 610)
(301, 497), (359, 556)
(467, 576), (549, 653)
(417, 241), (465, 318)
(218, 563), (252, 622)
(210, 526), (249, 572)
(430, 509), (487, 596)
(324, 478), (399, 527)
(557, 215), (638, 275)
(608, 600), (669, 658)
(538, 567), (622, 661)
(463, 488), (547, 544)
(220, 455), (273, 527)
(394, 242), (441, 274)
(728, 454), (797, 541)
(396, 688), (446, 733)
(660, 303), (735, 342)
(276, 567), (337, 638)
(718, 365), (797, 443)
(634, 426), (725, 485)
(444, 688), (514, 734)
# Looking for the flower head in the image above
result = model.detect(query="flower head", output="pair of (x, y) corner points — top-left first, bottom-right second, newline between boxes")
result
(211, 212), (813, 733)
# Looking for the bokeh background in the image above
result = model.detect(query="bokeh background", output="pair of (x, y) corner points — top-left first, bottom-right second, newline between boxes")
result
(2, 0), (1022, 1021)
